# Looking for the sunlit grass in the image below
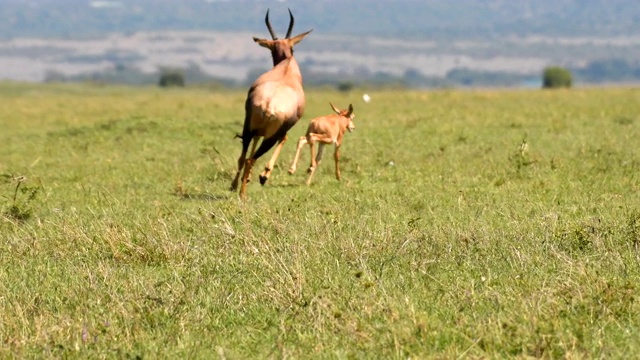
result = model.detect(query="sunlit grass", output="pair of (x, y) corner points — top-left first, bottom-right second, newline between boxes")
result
(1, 83), (639, 358)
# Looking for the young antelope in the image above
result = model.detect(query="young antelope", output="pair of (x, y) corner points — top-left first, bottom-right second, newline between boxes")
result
(288, 103), (355, 185)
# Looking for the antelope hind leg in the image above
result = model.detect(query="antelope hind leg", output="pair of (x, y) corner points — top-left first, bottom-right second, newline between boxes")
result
(231, 135), (257, 191)
(259, 135), (288, 185)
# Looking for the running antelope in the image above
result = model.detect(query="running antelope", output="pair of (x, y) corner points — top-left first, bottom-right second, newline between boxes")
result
(230, 9), (312, 199)
(288, 103), (355, 185)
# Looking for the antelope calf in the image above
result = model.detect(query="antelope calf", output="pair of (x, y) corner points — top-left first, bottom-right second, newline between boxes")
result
(230, 9), (312, 199)
(288, 103), (355, 185)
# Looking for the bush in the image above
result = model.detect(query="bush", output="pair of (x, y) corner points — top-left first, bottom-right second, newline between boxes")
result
(337, 81), (354, 92)
(158, 69), (185, 88)
(542, 66), (572, 89)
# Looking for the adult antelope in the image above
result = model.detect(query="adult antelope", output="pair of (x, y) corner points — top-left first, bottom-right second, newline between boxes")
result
(288, 103), (355, 185)
(230, 9), (312, 198)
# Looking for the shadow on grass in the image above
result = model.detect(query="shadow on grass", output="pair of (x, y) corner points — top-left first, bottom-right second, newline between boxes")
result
(175, 192), (229, 201)
(269, 182), (302, 189)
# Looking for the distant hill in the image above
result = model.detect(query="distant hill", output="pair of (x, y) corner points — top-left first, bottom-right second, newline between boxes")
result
(1, 0), (639, 40)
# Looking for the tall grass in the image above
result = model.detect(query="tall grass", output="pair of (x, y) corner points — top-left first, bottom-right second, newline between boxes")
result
(1, 82), (639, 358)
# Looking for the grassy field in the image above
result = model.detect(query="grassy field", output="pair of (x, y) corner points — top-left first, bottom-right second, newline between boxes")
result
(1, 82), (639, 358)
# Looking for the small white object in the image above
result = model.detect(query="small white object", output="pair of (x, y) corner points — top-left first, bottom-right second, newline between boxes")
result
(362, 94), (371, 103)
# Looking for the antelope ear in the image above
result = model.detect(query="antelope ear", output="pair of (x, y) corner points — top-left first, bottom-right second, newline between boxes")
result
(329, 102), (341, 114)
(348, 104), (354, 115)
(289, 29), (313, 46)
(253, 37), (273, 49)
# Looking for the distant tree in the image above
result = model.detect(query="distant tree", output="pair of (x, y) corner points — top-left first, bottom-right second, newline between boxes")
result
(542, 66), (572, 88)
(158, 69), (185, 88)
(337, 81), (354, 92)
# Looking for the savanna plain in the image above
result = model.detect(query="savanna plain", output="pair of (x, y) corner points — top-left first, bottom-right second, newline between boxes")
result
(1, 82), (639, 358)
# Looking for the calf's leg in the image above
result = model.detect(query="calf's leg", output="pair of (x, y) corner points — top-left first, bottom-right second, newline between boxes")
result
(288, 136), (307, 174)
(306, 143), (325, 186)
(334, 143), (342, 181)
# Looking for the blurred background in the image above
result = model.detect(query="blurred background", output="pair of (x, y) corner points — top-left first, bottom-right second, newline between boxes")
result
(1, 0), (639, 89)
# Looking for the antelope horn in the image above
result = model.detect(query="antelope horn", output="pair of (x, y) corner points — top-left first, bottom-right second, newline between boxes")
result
(265, 9), (278, 40)
(285, 8), (295, 39)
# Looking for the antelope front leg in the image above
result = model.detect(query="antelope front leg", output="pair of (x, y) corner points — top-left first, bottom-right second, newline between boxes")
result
(259, 135), (287, 185)
(239, 158), (255, 199)
(288, 136), (307, 174)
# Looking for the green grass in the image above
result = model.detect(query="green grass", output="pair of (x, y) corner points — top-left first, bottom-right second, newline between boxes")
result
(1, 82), (639, 358)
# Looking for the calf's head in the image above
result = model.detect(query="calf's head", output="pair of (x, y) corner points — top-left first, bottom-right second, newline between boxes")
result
(330, 103), (355, 132)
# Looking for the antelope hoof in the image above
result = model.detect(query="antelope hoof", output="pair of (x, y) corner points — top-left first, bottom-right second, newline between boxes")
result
(288, 167), (296, 175)
(259, 174), (268, 186)
(307, 167), (314, 173)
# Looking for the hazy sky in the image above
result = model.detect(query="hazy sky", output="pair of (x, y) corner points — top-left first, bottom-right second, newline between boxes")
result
(0, 0), (638, 84)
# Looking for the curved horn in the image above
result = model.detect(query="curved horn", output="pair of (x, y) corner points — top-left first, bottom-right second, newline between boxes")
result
(265, 9), (278, 40)
(285, 8), (295, 38)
